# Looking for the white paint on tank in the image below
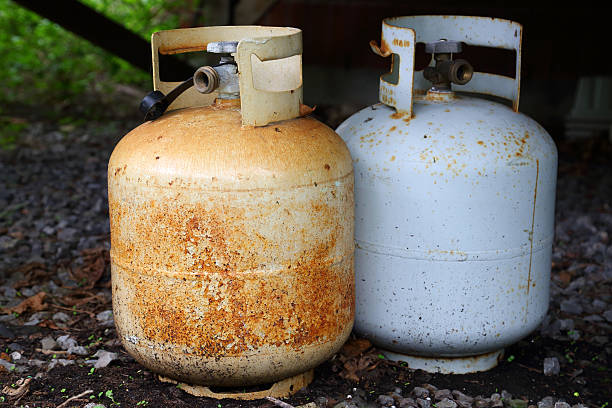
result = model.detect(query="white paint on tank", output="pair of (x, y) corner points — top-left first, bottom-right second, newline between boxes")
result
(336, 15), (558, 373)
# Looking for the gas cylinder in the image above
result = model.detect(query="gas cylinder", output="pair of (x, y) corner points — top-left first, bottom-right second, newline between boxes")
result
(108, 26), (354, 397)
(336, 16), (557, 374)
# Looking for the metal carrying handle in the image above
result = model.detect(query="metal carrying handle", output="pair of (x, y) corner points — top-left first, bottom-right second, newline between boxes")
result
(151, 26), (303, 126)
(372, 15), (523, 115)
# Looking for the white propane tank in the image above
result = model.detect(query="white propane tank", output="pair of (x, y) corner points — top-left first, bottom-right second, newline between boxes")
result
(336, 16), (558, 374)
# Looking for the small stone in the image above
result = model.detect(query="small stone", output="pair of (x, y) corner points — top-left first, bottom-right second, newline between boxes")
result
(84, 403), (106, 408)
(543, 357), (560, 376)
(96, 310), (114, 327)
(437, 399), (458, 408)
(491, 394), (502, 403)
(0, 358), (15, 371)
(42, 226), (55, 235)
(57, 227), (78, 242)
(316, 397), (328, 407)
(509, 400), (528, 408)
(10, 351), (21, 361)
(28, 359), (46, 367)
(52, 312), (71, 323)
(422, 384), (438, 394)
(297, 404), (317, 408)
(400, 398), (418, 408)
(457, 401), (472, 408)
(412, 387), (430, 398)
(474, 397), (489, 408)
(434, 390), (452, 401)
(93, 350), (118, 369)
(603, 310), (612, 323)
(47, 358), (75, 371)
(41, 336), (58, 350)
(378, 395), (396, 406)
(567, 330), (581, 341)
(501, 391), (512, 402)
(7, 343), (24, 352)
(538, 397), (555, 408)
(67, 345), (88, 356)
(417, 398), (431, 408)
(554, 403), (571, 408)
(56, 334), (78, 350)
(560, 300), (583, 315)
(452, 391), (473, 403)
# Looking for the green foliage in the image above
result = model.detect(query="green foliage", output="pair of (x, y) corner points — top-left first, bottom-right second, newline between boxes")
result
(0, 0), (183, 107)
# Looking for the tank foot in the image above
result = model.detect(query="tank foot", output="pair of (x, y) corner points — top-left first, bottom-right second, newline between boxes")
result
(158, 369), (314, 400)
(382, 349), (504, 374)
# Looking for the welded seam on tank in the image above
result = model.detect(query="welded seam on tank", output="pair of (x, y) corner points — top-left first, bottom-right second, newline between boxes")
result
(113, 171), (354, 193)
(110, 255), (352, 280)
(354, 235), (552, 262)
(524, 159), (539, 322)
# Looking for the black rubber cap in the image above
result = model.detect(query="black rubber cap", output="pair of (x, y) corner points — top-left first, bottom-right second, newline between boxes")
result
(140, 90), (169, 121)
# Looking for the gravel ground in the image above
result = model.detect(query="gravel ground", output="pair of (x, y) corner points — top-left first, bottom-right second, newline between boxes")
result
(0, 111), (610, 407)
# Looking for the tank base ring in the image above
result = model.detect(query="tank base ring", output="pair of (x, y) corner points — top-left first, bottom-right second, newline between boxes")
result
(158, 369), (314, 400)
(382, 349), (504, 374)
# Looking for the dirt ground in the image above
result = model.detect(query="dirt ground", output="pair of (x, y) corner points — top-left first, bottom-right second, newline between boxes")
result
(0, 106), (610, 408)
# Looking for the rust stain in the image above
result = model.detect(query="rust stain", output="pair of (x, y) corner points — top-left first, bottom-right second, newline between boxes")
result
(369, 39), (391, 57)
(110, 181), (354, 359)
(389, 126), (397, 132)
(525, 159), (539, 315)
(389, 111), (406, 120)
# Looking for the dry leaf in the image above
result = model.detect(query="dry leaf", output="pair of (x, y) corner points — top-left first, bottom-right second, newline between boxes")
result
(340, 338), (372, 359)
(2, 292), (47, 314)
(71, 247), (109, 289)
(1, 377), (31, 398)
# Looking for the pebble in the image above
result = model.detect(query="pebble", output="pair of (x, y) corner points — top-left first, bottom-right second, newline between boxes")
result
(399, 398), (417, 408)
(47, 358), (75, 371)
(41, 336), (58, 350)
(603, 310), (612, 323)
(434, 389), (452, 401)
(452, 391), (473, 403)
(378, 395), (396, 406)
(417, 398), (431, 408)
(0, 358), (16, 371)
(56, 334), (78, 350)
(96, 310), (114, 327)
(437, 398), (457, 408)
(560, 300), (583, 315)
(501, 391), (512, 401)
(554, 403), (571, 408)
(52, 312), (71, 323)
(412, 387), (429, 398)
(543, 357), (560, 376)
(84, 404), (106, 408)
(538, 397), (555, 408)
(92, 350), (118, 369)
(10, 351), (21, 361)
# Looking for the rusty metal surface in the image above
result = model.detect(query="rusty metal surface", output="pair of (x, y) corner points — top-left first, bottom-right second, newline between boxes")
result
(108, 102), (354, 386)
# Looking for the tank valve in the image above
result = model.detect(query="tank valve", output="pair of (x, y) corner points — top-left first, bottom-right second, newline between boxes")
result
(423, 40), (473, 92)
(139, 41), (239, 121)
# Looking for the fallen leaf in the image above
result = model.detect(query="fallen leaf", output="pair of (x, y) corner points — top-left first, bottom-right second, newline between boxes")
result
(38, 319), (61, 330)
(71, 247), (109, 289)
(340, 338), (372, 359)
(11, 262), (50, 289)
(2, 292), (47, 314)
(1, 377), (31, 399)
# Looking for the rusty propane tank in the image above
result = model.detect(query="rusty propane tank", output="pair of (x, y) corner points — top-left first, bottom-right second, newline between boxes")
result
(108, 26), (354, 397)
(336, 16), (557, 374)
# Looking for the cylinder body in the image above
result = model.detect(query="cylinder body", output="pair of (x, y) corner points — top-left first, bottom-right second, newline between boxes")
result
(109, 102), (354, 386)
(337, 92), (557, 370)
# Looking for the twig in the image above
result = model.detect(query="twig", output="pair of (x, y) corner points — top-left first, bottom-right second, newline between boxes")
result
(265, 396), (296, 408)
(56, 389), (93, 408)
(35, 348), (70, 355)
(517, 363), (542, 373)
(50, 304), (96, 318)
